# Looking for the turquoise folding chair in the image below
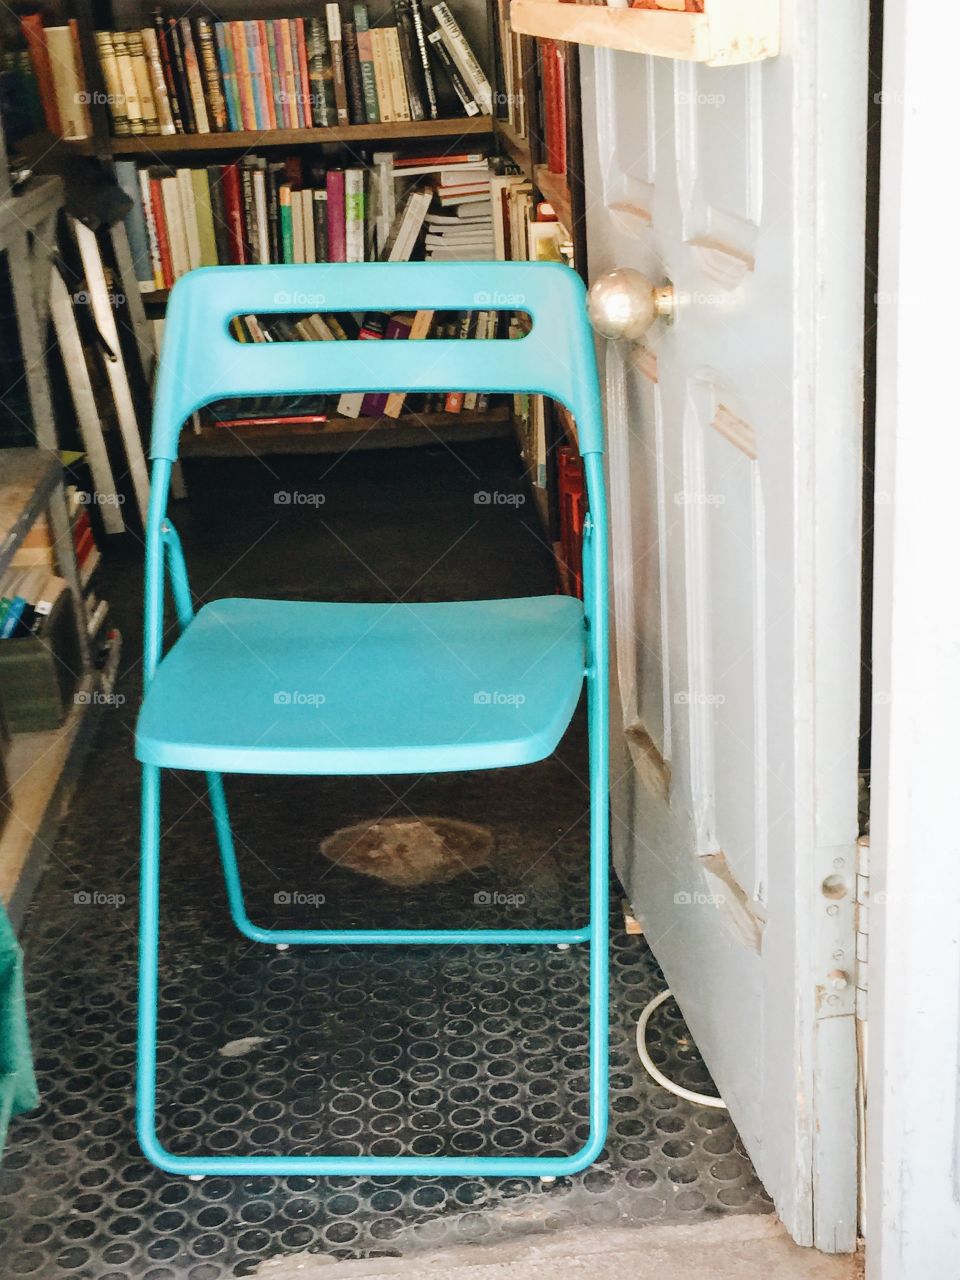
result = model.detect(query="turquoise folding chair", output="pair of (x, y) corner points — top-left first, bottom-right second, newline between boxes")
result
(135, 261), (609, 1177)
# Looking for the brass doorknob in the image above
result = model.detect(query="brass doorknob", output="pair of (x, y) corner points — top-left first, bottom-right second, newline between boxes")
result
(587, 268), (675, 341)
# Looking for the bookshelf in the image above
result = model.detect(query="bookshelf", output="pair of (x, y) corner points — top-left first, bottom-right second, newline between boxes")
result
(110, 115), (494, 154)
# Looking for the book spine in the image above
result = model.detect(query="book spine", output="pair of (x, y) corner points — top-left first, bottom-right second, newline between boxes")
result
(221, 163), (248, 262)
(432, 2), (492, 113)
(116, 160), (153, 288)
(407, 0), (439, 120)
(293, 18), (313, 128)
(369, 30), (394, 123)
(341, 21), (366, 125)
(176, 167), (201, 270)
(352, 7), (380, 124)
(326, 169), (346, 262)
(313, 189), (328, 263)
(162, 174), (189, 277)
(153, 15), (183, 133)
(383, 29), (411, 122)
(141, 27), (175, 134)
(361, 314), (411, 416)
(138, 167), (164, 288)
(253, 166), (270, 262)
(393, 3), (425, 122)
(149, 175), (173, 285)
(192, 169), (218, 266)
(179, 20), (209, 132)
(242, 21), (265, 130)
(279, 184), (294, 263)
(21, 14), (61, 136)
(207, 165), (231, 263)
(166, 19), (195, 132)
(94, 32), (129, 136)
(426, 29), (477, 116)
(254, 20), (277, 129)
(128, 30), (159, 134)
(195, 17), (227, 132)
(112, 31), (144, 136)
(228, 22), (255, 130)
(213, 24), (240, 131)
(325, 4), (350, 125)
(307, 17), (333, 128)
(240, 161), (256, 260)
(278, 20), (301, 129)
(344, 168), (365, 262)
(264, 21), (288, 128)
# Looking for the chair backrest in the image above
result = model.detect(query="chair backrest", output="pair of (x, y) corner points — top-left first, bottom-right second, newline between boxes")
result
(151, 261), (606, 459)
(145, 263), (608, 685)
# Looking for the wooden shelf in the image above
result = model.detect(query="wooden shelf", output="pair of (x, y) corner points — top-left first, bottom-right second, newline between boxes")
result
(108, 116), (494, 155)
(510, 0), (778, 66)
(181, 406), (512, 457)
(0, 449), (60, 578)
(533, 165), (573, 234)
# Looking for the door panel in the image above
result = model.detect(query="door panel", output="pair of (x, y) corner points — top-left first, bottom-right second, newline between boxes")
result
(582, 1), (866, 1249)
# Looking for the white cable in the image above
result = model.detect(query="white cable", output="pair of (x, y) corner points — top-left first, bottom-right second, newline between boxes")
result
(635, 989), (727, 1109)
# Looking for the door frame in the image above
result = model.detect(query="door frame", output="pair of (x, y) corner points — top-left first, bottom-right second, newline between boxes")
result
(865, 1), (960, 1274)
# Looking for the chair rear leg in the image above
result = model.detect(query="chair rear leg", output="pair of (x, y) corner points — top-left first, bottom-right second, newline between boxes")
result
(136, 763), (169, 1168)
(204, 771), (267, 942)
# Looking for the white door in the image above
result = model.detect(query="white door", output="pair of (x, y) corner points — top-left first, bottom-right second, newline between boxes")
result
(580, 3), (867, 1250)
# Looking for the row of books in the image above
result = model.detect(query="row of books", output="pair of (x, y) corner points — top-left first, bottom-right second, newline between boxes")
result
(118, 150), (504, 288)
(492, 1), (568, 177)
(203, 306), (508, 428)
(0, 569), (69, 641)
(16, 1), (491, 142)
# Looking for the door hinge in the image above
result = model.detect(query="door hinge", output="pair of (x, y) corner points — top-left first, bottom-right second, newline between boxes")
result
(855, 834), (870, 1022)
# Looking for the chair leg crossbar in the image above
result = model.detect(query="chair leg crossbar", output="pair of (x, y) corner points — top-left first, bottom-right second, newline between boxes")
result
(136, 263), (610, 1178)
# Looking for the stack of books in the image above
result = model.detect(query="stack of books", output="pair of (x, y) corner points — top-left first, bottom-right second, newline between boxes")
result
(80, 0), (491, 139)
(118, 150), (496, 290)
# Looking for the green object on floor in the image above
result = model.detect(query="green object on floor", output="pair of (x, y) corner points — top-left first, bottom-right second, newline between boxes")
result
(0, 901), (38, 1159)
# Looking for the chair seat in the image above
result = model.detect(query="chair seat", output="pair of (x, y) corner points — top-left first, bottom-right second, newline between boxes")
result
(136, 596), (586, 775)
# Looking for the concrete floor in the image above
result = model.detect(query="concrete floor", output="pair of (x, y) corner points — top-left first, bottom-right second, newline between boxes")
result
(257, 1217), (863, 1279)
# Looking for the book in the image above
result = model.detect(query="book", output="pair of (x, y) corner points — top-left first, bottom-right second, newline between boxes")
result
(21, 14), (60, 136)
(154, 14), (184, 132)
(426, 27), (477, 116)
(380, 185), (433, 261)
(393, 0), (425, 122)
(142, 26), (176, 134)
(294, 19), (313, 127)
(407, 0), (439, 120)
(344, 168), (366, 262)
(325, 4), (350, 125)
(337, 312), (390, 418)
(361, 313), (413, 417)
(196, 17), (227, 131)
(128, 30), (160, 134)
(431, 2), (493, 114)
(167, 18), (195, 132)
(94, 32), (129, 136)
(353, 6), (380, 124)
(383, 28), (411, 123)
(176, 166), (201, 270)
(369, 29), (395, 123)
(384, 309), (434, 417)
(341, 20), (366, 125)
(326, 169), (347, 261)
(308, 17), (336, 127)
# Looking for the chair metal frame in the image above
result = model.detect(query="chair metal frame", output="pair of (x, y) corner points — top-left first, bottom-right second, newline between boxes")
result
(137, 262), (609, 1177)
